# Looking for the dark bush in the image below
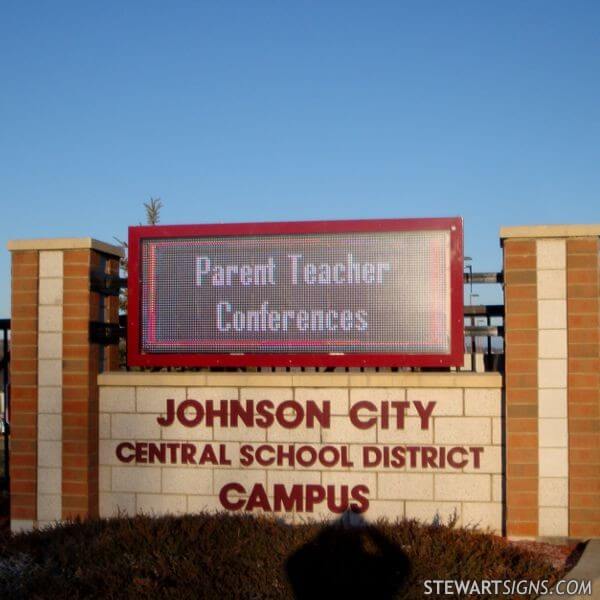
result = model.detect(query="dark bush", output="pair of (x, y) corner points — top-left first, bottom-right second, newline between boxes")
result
(0, 513), (564, 599)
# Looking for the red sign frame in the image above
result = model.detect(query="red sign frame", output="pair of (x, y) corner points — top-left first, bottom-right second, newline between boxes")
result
(127, 217), (464, 368)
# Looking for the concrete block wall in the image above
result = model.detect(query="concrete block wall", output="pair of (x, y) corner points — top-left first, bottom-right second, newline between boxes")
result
(502, 225), (600, 538)
(97, 372), (503, 531)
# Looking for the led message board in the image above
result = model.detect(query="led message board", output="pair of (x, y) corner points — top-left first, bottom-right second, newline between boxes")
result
(127, 218), (464, 367)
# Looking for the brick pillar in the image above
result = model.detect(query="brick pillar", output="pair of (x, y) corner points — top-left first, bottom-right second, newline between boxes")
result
(566, 238), (600, 538)
(8, 238), (122, 531)
(503, 239), (539, 537)
(503, 225), (600, 539)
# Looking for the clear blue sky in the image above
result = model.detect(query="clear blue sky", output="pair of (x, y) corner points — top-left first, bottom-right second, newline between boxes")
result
(1, 1), (599, 314)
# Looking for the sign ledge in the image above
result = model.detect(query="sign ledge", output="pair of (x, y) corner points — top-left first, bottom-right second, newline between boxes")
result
(500, 224), (600, 240)
(7, 237), (124, 257)
(98, 371), (502, 388)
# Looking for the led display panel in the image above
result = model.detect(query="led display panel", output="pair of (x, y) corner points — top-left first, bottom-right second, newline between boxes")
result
(127, 218), (464, 367)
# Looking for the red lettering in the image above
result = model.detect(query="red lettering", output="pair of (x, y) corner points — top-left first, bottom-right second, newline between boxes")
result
(447, 447), (468, 468)
(350, 485), (370, 513)
(381, 402), (389, 429)
(340, 446), (354, 467)
(326, 485), (349, 514)
(273, 484), (303, 512)
(230, 400), (254, 427)
(245, 484), (271, 511)
(216, 482), (371, 515)
(135, 443), (148, 463)
(438, 446), (446, 468)
(205, 400), (229, 427)
(116, 442), (135, 463)
(469, 446), (483, 469)
(148, 443), (166, 464)
(177, 399), (204, 427)
(157, 399), (175, 426)
(181, 443), (197, 464)
(167, 443), (180, 462)
(256, 445), (275, 466)
(239, 444), (254, 466)
(405, 446), (419, 467)
(413, 400), (436, 429)
(349, 401), (377, 429)
(363, 446), (381, 467)
(198, 444), (218, 465)
(276, 401), (303, 429)
(319, 446), (340, 467)
(391, 401), (410, 428)
(305, 484), (326, 511)
(296, 446), (318, 467)
(218, 444), (232, 465)
(276, 445), (295, 466)
(255, 400), (275, 428)
(421, 446), (437, 468)
(157, 398), (333, 429)
(219, 483), (246, 510)
(306, 401), (330, 428)
(390, 446), (405, 468)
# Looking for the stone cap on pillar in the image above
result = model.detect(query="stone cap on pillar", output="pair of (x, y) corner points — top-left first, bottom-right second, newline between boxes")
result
(7, 237), (124, 258)
(500, 224), (600, 243)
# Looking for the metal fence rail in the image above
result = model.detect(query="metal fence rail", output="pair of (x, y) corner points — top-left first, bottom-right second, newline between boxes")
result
(464, 304), (504, 372)
(116, 307), (505, 373)
(110, 272), (506, 373)
(0, 318), (10, 492)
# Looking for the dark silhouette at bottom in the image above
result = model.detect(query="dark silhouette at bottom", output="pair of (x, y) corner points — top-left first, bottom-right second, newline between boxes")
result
(286, 512), (410, 600)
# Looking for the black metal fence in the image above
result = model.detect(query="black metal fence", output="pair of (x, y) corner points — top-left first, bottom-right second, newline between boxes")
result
(110, 270), (505, 373)
(462, 270), (504, 371)
(0, 318), (9, 492)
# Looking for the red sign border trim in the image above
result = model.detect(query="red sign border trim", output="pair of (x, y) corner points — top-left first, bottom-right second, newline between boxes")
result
(127, 217), (464, 368)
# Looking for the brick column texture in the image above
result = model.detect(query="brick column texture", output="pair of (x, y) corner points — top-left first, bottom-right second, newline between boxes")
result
(503, 239), (539, 537)
(8, 238), (123, 530)
(9, 251), (39, 531)
(62, 249), (101, 519)
(566, 237), (600, 538)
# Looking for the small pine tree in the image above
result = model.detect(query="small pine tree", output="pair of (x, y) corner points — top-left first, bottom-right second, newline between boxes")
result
(114, 198), (163, 366)
(143, 197), (163, 225)
(114, 196), (163, 279)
